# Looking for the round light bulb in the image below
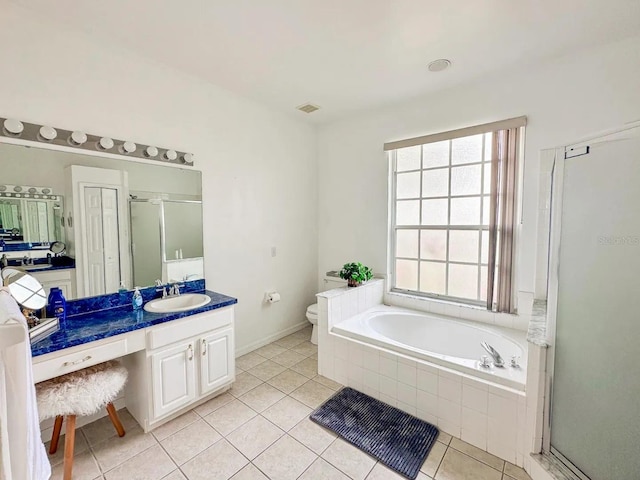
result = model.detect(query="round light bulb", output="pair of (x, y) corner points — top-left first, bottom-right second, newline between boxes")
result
(69, 131), (87, 145)
(98, 137), (114, 150)
(145, 146), (158, 157)
(182, 153), (194, 164)
(121, 141), (137, 154)
(3, 119), (24, 136)
(38, 125), (57, 141)
(165, 150), (177, 161)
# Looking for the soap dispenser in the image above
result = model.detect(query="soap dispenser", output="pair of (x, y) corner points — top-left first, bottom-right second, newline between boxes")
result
(132, 287), (143, 311)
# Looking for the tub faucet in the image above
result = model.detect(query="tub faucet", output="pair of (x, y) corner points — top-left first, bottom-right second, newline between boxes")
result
(480, 342), (505, 368)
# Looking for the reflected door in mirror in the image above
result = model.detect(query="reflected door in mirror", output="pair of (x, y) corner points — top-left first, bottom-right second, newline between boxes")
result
(84, 187), (121, 296)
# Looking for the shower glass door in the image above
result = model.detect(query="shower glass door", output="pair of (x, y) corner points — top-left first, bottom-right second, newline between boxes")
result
(550, 133), (640, 479)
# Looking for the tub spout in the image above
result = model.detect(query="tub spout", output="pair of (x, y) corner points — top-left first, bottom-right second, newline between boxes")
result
(480, 342), (505, 368)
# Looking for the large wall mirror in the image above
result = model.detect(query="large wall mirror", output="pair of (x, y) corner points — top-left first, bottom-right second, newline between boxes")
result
(0, 142), (203, 300)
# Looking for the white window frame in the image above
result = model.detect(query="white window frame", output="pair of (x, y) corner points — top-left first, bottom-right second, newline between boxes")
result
(386, 117), (526, 309)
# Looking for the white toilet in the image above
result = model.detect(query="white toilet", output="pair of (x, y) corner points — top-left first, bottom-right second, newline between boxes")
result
(306, 273), (347, 345)
(306, 304), (319, 345)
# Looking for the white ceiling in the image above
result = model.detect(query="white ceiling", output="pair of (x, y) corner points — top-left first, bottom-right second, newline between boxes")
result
(11, 0), (640, 123)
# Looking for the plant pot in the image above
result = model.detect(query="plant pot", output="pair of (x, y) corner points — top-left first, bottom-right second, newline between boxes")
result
(347, 279), (361, 288)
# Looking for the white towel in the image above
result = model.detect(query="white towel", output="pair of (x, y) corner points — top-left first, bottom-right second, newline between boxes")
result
(0, 289), (51, 480)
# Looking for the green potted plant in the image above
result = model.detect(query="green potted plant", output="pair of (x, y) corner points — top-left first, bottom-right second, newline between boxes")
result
(339, 262), (373, 287)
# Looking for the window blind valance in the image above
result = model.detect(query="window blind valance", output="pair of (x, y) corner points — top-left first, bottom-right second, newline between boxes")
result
(383, 116), (527, 151)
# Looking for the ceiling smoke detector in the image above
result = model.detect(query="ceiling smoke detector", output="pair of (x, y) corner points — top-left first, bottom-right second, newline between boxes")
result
(297, 103), (320, 114)
(428, 59), (451, 72)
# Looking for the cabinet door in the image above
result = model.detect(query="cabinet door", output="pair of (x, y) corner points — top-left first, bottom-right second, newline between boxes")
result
(151, 340), (196, 419)
(200, 327), (234, 396)
(40, 280), (73, 301)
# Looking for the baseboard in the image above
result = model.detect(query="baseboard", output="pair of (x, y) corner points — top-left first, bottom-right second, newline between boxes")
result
(235, 321), (309, 357)
(39, 396), (126, 444)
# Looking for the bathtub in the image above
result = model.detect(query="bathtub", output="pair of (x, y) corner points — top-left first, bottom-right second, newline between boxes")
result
(332, 305), (527, 390)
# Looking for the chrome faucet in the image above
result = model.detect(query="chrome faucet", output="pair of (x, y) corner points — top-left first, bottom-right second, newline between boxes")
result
(155, 280), (168, 298)
(168, 283), (184, 296)
(480, 342), (505, 368)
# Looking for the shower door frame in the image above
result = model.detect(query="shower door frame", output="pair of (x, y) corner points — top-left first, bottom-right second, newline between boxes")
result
(543, 123), (640, 480)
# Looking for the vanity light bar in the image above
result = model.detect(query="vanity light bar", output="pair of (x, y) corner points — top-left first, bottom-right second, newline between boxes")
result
(0, 184), (59, 200)
(0, 192), (60, 200)
(0, 117), (195, 167)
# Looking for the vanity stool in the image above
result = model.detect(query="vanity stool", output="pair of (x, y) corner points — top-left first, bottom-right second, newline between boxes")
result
(36, 360), (128, 479)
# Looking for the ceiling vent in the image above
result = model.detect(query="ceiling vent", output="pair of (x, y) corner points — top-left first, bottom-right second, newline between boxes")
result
(297, 103), (320, 114)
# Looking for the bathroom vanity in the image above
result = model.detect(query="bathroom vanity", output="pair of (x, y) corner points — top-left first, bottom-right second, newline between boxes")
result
(31, 287), (237, 432)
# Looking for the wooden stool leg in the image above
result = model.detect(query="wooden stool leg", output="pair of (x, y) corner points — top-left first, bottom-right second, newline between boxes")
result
(106, 402), (125, 437)
(63, 415), (76, 480)
(49, 416), (63, 454)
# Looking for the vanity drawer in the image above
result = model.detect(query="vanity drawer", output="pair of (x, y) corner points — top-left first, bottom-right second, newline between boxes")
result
(147, 307), (233, 350)
(33, 337), (128, 383)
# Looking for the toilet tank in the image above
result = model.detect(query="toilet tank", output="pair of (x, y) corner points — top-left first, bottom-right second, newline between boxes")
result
(321, 271), (347, 292)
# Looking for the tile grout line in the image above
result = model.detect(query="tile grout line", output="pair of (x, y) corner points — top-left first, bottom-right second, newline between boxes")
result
(447, 442), (506, 473)
(152, 431), (187, 477)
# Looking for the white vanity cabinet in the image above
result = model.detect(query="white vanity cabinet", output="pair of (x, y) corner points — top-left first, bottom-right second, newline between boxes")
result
(124, 306), (235, 431)
(199, 328), (234, 395)
(30, 268), (76, 300)
(150, 340), (197, 419)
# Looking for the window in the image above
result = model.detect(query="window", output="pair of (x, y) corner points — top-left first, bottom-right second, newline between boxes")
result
(387, 117), (525, 312)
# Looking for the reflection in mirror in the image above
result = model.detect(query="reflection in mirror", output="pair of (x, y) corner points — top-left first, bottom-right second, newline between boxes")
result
(163, 201), (204, 260)
(0, 141), (203, 300)
(130, 199), (203, 288)
(130, 200), (162, 288)
(0, 197), (64, 244)
(1, 267), (47, 311)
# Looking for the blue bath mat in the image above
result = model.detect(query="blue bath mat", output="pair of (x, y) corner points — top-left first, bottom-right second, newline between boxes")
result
(310, 387), (439, 479)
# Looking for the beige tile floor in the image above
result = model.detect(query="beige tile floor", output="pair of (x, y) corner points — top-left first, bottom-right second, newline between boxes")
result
(46, 326), (532, 480)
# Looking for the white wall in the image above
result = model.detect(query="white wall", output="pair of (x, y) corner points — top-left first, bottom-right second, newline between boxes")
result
(0, 3), (318, 352)
(318, 35), (640, 299)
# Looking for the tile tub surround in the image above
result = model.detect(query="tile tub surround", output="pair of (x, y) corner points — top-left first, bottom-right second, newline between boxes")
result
(42, 330), (532, 480)
(317, 280), (531, 469)
(31, 286), (236, 356)
(384, 291), (532, 332)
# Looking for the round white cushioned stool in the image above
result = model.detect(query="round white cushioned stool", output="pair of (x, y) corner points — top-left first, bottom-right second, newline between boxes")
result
(36, 360), (128, 480)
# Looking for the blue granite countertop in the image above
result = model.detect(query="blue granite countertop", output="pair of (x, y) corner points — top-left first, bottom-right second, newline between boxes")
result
(31, 290), (237, 357)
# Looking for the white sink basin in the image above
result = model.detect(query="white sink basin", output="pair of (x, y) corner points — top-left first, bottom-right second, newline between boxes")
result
(144, 293), (211, 313)
(22, 265), (53, 272)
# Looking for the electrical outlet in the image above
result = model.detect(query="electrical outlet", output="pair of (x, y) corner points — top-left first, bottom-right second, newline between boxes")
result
(271, 246), (277, 257)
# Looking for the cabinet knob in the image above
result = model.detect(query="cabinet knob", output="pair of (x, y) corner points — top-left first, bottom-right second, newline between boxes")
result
(187, 344), (193, 361)
(202, 339), (207, 356)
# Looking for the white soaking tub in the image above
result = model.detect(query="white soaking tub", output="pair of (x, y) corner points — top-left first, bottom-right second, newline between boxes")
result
(332, 305), (527, 390)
